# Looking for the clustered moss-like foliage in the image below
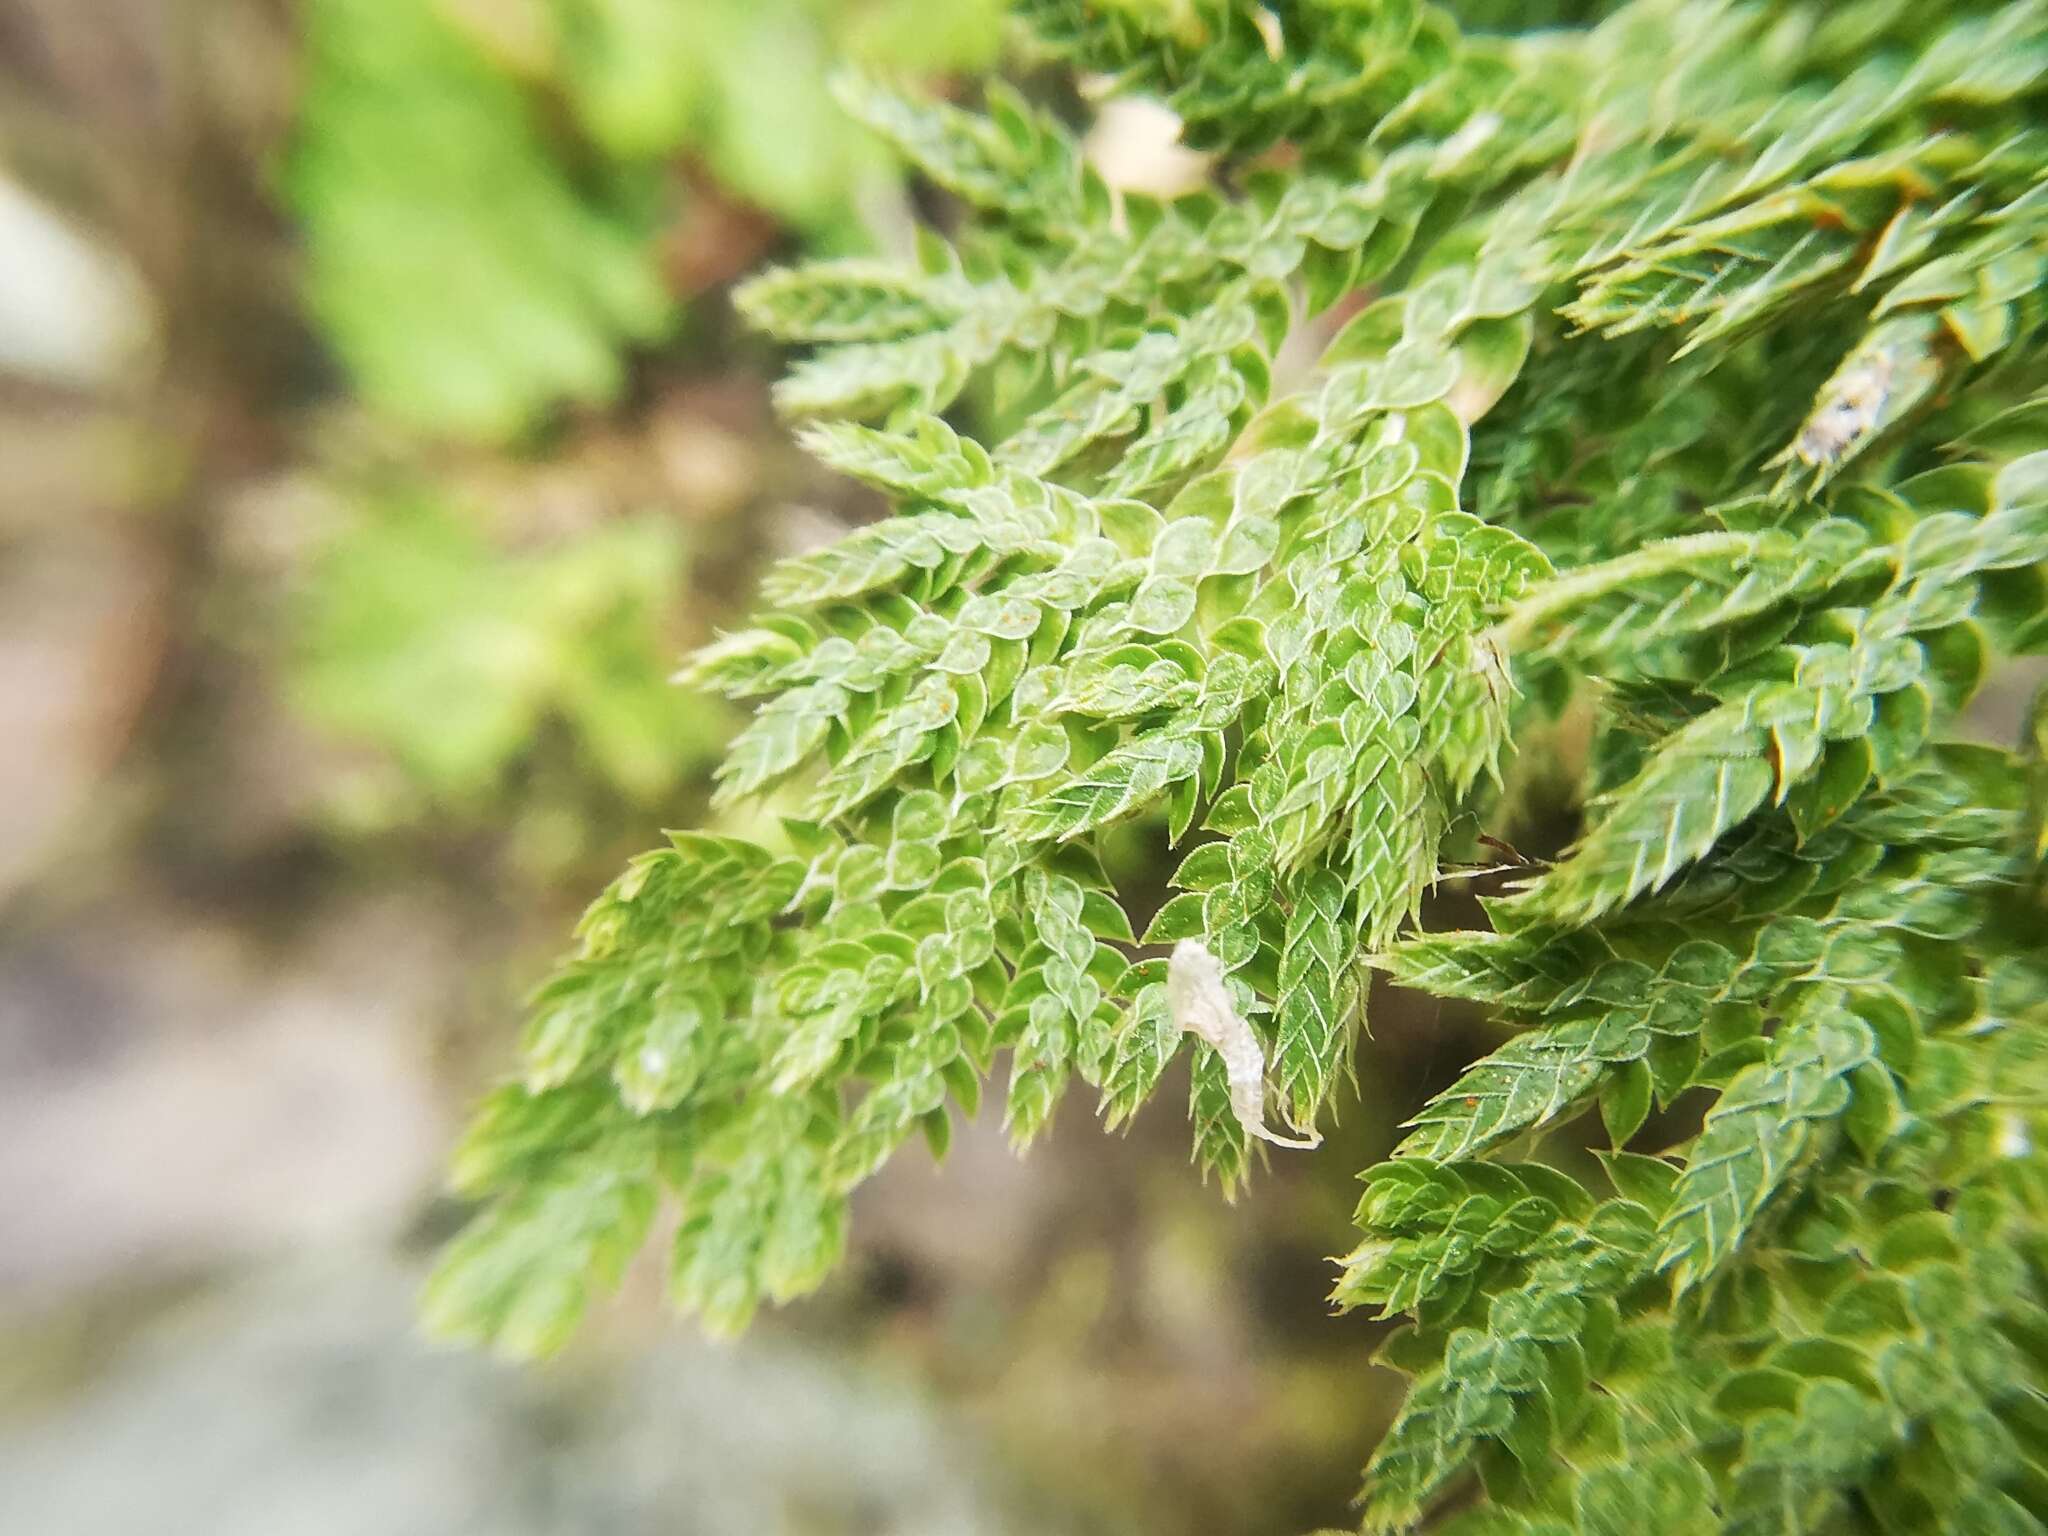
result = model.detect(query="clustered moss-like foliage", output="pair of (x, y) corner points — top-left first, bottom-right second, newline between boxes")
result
(428, 2), (2048, 1530)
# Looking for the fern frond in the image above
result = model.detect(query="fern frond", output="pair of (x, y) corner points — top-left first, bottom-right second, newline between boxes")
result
(1016, 0), (1463, 156)
(433, 18), (2048, 1535)
(1656, 990), (1880, 1292)
(1360, 1197), (1666, 1530)
(834, 73), (1094, 237)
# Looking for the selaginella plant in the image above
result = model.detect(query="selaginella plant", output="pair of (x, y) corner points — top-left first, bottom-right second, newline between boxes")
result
(426, 1), (2048, 1529)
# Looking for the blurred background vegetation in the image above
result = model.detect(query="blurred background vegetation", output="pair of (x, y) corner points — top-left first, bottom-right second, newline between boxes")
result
(0, 2), (1599, 1533)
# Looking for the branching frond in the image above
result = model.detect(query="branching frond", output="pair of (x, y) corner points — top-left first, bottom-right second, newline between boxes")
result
(431, 5), (2048, 1532)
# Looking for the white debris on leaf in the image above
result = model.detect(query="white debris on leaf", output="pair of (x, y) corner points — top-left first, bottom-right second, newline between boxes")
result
(1083, 97), (1211, 203)
(1166, 939), (1322, 1150)
(1794, 345), (1894, 468)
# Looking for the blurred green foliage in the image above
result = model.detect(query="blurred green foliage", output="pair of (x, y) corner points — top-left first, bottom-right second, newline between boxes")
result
(290, 0), (672, 442)
(288, 0), (1003, 441)
(292, 494), (718, 808)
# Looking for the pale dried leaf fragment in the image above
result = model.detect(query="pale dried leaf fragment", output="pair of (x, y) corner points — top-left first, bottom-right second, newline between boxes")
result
(1794, 347), (1893, 468)
(1166, 939), (1322, 1149)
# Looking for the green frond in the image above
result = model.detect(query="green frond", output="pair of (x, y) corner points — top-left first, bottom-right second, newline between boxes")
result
(1566, 152), (1951, 353)
(1359, 1198), (1665, 1530)
(431, 8), (2048, 1532)
(423, 1149), (659, 1357)
(1016, 0), (1457, 156)
(1656, 991), (1880, 1293)
(831, 72), (1092, 236)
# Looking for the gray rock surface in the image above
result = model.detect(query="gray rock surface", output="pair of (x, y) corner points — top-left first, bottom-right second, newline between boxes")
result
(0, 1254), (1036, 1536)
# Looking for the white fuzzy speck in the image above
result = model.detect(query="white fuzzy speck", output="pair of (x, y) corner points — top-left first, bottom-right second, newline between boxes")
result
(1997, 1112), (2032, 1161)
(1796, 348), (1893, 467)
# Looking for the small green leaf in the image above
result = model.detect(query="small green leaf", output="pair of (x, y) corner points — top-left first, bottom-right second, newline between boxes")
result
(1599, 1059), (1654, 1147)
